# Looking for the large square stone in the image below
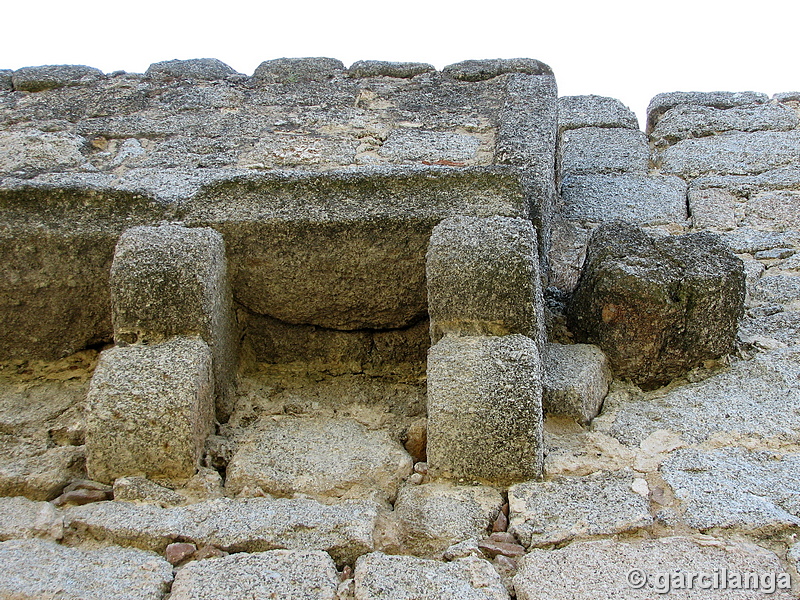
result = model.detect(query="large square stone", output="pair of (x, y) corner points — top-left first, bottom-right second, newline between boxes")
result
(427, 334), (543, 483)
(85, 336), (214, 484)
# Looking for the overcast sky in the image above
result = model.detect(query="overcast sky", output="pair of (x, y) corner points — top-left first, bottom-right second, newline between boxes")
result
(3, 0), (797, 127)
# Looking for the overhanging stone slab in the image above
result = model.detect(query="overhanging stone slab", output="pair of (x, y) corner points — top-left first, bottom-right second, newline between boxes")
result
(0, 183), (167, 360)
(178, 167), (529, 330)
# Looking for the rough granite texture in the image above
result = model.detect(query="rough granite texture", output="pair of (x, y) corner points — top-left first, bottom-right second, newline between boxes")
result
(741, 190), (800, 232)
(11, 64), (104, 92)
(0, 186), (165, 360)
(427, 334), (543, 483)
(2, 63), (800, 597)
(560, 127), (649, 176)
(354, 552), (509, 600)
(181, 169), (529, 332)
(515, 537), (794, 600)
(348, 60), (435, 78)
(252, 57), (345, 83)
(0, 61), (555, 361)
(426, 216), (544, 345)
(660, 130), (800, 177)
(543, 342), (611, 423)
(391, 482), (503, 557)
(85, 336), (214, 484)
(557, 95), (638, 131)
(64, 497), (379, 566)
(0, 538), (173, 600)
(225, 416), (412, 502)
(660, 447), (800, 533)
(170, 550), (339, 600)
(145, 58), (238, 80)
(560, 173), (688, 225)
(442, 58), (552, 81)
(688, 188), (737, 230)
(508, 469), (652, 548)
(568, 222), (745, 388)
(650, 102), (798, 144)
(0, 496), (62, 541)
(601, 345), (800, 446)
(646, 91), (769, 132)
(111, 224), (238, 420)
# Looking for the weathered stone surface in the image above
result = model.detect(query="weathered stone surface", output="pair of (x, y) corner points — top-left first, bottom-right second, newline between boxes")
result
(568, 222), (745, 389)
(0, 443), (85, 501)
(0, 538), (172, 600)
(560, 174), (687, 225)
(110, 224), (238, 419)
(355, 552), (509, 600)
(443, 58), (552, 81)
(742, 190), (800, 231)
(495, 73), (558, 265)
(691, 165), (800, 196)
(0, 183), (166, 360)
(443, 538), (483, 560)
(750, 275), (800, 309)
(508, 469), (652, 548)
(600, 346), (800, 445)
(252, 57), (345, 83)
(651, 103), (798, 144)
(660, 131), (800, 177)
(64, 497), (379, 565)
(170, 550), (339, 600)
(12, 64), (104, 92)
(243, 313), (428, 375)
(0, 70), (12, 90)
(380, 129), (481, 163)
(722, 227), (797, 253)
(0, 129), (85, 174)
(225, 416), (412, 501)
(558, 95), (638, 131)
(496, 74), (557, 173)
(85, 337), (214, 484)
(647, 91), (769, 132)
(688, 187), (737, 230)
(392, 482), (503, 557)
(560, 127), (649, 175)
(427, 335), (543, 483)
(0, 496), (62, 541)
(426, 216), (543, 344)
(0, 371), (88, 500)
(542, 343), (611, 423)
(754, 248), (795, 260)
(180, 168), (528, 331)
(1, 65), (517, 176)
(145, 58), (237, 80)
(515, 537), (794, 600)
(739, 311), (800, 347)
(348, 60), (435, 78)
(112, 476), (185, 506)
(661, 447), (800, 533)
(546, 219), (591, 291)
(775, 91), (800, 102)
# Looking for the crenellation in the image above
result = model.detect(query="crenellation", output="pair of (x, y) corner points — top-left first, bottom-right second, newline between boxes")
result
(1, 57), (800, 598)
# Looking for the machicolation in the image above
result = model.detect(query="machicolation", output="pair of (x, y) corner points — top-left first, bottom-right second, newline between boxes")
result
(0, 57), (799, 598)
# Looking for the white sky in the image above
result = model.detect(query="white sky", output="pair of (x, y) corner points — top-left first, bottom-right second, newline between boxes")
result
(2, 0), (798, 128)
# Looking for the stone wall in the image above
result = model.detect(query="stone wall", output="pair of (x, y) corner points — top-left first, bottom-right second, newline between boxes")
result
(0, 58), (799, 599)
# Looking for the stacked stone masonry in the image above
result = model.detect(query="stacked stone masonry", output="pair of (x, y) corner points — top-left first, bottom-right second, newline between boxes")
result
(0, 57), (799, 598)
